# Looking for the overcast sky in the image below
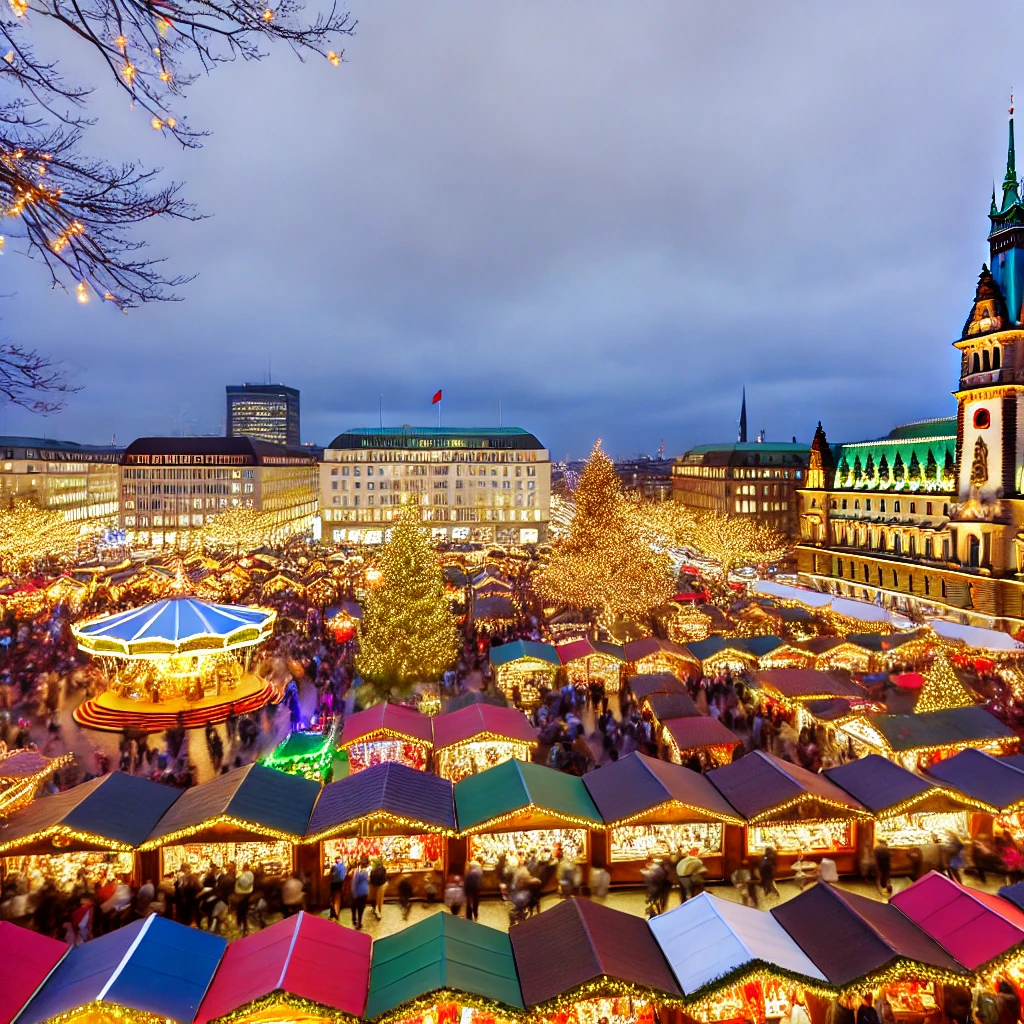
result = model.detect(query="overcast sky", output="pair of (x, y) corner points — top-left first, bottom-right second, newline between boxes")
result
(2, 2), (1019, 459)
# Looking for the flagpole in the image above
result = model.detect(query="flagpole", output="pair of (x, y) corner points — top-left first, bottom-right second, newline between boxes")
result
(438, 396), (441, 428)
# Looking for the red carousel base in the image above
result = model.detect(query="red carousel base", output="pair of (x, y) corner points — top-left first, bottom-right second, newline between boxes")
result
(73, 675), (278, 733)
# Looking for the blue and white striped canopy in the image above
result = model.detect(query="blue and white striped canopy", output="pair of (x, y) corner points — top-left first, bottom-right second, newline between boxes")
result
(73, 596), (275, 657)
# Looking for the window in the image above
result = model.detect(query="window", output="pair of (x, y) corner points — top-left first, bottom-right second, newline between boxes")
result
(974, 408), (991, 429)
(879, 500), (886, 512)
(909, 502), (915, 513)
(894, 501), (901, 513)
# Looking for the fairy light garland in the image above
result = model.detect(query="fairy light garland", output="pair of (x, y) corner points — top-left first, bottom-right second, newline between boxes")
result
(458, 802), (601, 836)
(33, 999), (178, 1024)
(606, 799), (743, 829)
(138, 814), (303, 851)
(532, 978), (685, 1016)
(745, 794), (871, 826)
(208, 990), (358, 1024)
(369, 989), (525, 1024)
(0, 824), (134, 855)
(304, 810), (456, 846)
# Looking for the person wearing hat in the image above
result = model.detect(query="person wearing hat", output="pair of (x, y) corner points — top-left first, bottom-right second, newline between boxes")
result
(234, 863), (254, 936)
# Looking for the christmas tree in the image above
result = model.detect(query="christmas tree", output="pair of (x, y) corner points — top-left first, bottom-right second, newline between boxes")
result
(355, 503), (460, 705)
(915, 648), (976, 714)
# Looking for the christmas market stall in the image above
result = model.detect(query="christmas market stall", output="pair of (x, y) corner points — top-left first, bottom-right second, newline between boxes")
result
(339, 704), (434, 774)
(686, 638), (759, 675)
(195, 911), (371, 1024)
(582, 752), (742, 885)
(757, 644), (817, 672)
(648, 892), (828, 1024)
(262, 728), (338, 783)
(626, 673), (691, 708)
(803, 639), (874, 675)
(454, 759), (602, 891)
(556, 639), (625, 694)
(304, 762), (455, 901)
(0, 772), (181, 895)
(362, 913), (524, 1024)
(0, 746), (73, 818)
(753, 670), (870, 732)
(140, 763), (320, 885)
(490, 641), (561, 707)
(825, 755), (980, 873)
(707, 752), (871, 876)
(16, 915), (226, 1024)
(772, 882), (966, 1013)
(622, 638), (701, 682)
(924, 750), (1024, 845)
(432, 705), (538, 783)
(662, 717), (743, 769)
(0, 922), (67, 1024)
(510, 896), (682, 1024)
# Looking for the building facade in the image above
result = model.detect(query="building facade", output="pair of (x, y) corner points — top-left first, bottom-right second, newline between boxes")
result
(226, 384), (301, 447)
(120, 437), (318, 550)
(320, 427), (551, 545)
(0, 436), (122, 531)
(614, 457), (675, 500)
(672, 442), (809, 537)
(796, 118), (1024, 630)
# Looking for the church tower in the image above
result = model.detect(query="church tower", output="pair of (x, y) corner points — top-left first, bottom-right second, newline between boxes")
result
(989, 117), (1024, 323)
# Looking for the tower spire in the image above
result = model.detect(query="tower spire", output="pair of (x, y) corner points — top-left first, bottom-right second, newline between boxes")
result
(1002, 96), (1019, 212)
(738, 387), (748, 444)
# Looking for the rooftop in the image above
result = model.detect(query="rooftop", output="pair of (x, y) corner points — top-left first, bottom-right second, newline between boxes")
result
(328, 426), (546, 451)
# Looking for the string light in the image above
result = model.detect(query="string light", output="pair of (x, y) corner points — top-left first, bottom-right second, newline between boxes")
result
(122, 62), (136, 85)
(327, 50), (341, 65)
(138, 812), (305, 851)
(262, 8), (274, 21)
(304, 809), (456, 846)
(51, 221), (84, 252)
(915, 648), (976, 713)
(458, 801), (602, 836)
(113, 35), (128, 50)
(207, 991), (359, 1024)
(0, 823), (135, 855)
(7, 0), (27, 18)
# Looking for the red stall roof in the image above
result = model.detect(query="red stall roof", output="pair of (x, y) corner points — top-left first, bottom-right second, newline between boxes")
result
(556, 638), (625, 665)
(890, 871), (1024, 970)
(339, 704), (433, 748)
(0, 922), (66, 1024)
(431, 704), (538, 751)
(196, 911), (371, 1024)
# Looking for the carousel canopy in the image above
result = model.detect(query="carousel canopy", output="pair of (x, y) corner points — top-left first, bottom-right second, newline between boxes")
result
(18, 915), (226, 1024)
(644, 691), (700, 722)
(144, 763), (321, 847)
(339, 704), (434, 748)
(663, 717), (743, 758)
(0, 923), (66, 1024)
(196, 911), (371, 1024)
(0, 771), (182, 853)
(754, 669), (865, 701)
(627, 673), (690, 705)
(707, 751), (867, 822)
(867, 707), (1016, 756)
(489, 640), (560, 669)
(583, 752), (742, 825)
(772, 882), (963, 985)
(923, 749), (1024, 812)
(510, 896), (682, 1007)
(454, 759), (602, 832)
(363, 913), (524, 1021)
(432, 705), (538, 751)
(648, 892), (826, 996)
(825, 754), (942, 815)
(556, 638), (625, 665)
(73, 596), (275, 657)
(891, 871), (1024, 970)
(306, 761), (456, 840)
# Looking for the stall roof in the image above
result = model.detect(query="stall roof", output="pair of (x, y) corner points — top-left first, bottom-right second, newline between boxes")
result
(743, 636), (784, 657)
(926, 619), (1024, 652)
(771, 883), (963, 985)
(623, 637), (699, 668)
(923, 750), (1024, 811)
(686, 637), (753, 662)
(663, 717), (742, 757)
(196, 911), (371, 1024)
(306, 761), (456, 839)
(891, 871), (1024, 970)
(582, 752), (742, 825)
(18, 915), (226, 1024)
(556, 638), (625, 665)
(432, 704), (538, 751)
(998, 881), (1024, 913)
(0, 922), (66, 1024)
(0, 750), (63, 781)
(825, 754), (936, 814)
(626, 673), (690, 704)
(707, 751), (867, 822)
(754, 669), (865, 701)
(866, 707), (1016, 754)
(454, 759), (602, 832)
(489, 640), (560, 668)
(363, 912), (523, 1020)
(748, 581), (833, 608)
(644, 691), (701, 721)
(0, 772), (182, 853)
(339, 704), (434, 747)
(144, 763), (321, 846)
(649, 892), (826, 996)
(510, 896), (681, 1007)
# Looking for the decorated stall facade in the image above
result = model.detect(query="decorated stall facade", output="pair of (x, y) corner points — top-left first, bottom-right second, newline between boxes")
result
(556, 639), (625, 694)
(431, 706), (538, 784)
(490, 641), (561, 707)
(339, 705), (434, 774)
(924, 750), (1024, 846)
(622, 638), (700, 682)
(686, 638), (759, 675)
(662, 717), (743, 769)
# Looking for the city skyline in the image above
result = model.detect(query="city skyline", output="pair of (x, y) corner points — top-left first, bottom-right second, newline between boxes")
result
(2, 3), (1019, 457)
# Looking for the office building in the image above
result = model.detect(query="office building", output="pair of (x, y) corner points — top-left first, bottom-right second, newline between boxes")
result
(226, 384), (301, 447)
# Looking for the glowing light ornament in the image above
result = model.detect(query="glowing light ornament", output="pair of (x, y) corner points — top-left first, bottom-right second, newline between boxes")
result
(76, 280), (89, 303)
(114, 35), (127, 50)
(262, 8), (274, 20)
(7, 0), (26, 17)
(327, 50), (341, 65)
(122, 62), (136, 85)
(151, 117), (164, 130)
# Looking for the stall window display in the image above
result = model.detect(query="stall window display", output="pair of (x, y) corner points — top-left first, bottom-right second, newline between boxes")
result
(875, 812), (970, 849)
(322, 835), (444, 873)
(435, 741), (532, 783)
(161, 840), (293, 878)
(609, 823), (723, 863)
(347, 739), (429, 773)
(467, 829), (588, 871)
(548, 997), (655, 1024)
(565, 658), (621, 693)
(389, 1002), (514, 1024)
(3, 851), (135, 894)
(746, 821), (854, 856)
(496, 665), (553, 707)
(879, 981), (939, 1018)
(996, 812), (1024, 844)
(692, 978), (793, 1024)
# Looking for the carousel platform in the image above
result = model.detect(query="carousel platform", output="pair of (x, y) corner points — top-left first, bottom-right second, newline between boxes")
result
(72, 674), (278, 733)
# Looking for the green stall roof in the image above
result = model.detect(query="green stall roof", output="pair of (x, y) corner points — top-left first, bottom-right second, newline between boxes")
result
(364, 913), (524, 1020)
(454, 759), (602, 832)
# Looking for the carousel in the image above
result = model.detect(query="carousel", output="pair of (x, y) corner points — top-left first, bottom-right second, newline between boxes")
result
(71, 594), (278, 732)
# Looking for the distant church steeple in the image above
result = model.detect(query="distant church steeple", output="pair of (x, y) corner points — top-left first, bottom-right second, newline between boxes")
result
(989, 109), (1024, 324)
(738, 387), (748, 443)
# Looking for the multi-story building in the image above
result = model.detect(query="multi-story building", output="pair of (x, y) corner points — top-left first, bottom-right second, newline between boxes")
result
(226, 384), (301, 447)
(614, 456), (675, 500)
(797, 116), (1024, 630)
(120, 437), (318, 550)
(672, 441), (809, 537)
(320, 426), (551, 545)
(0, 436), (122, 531)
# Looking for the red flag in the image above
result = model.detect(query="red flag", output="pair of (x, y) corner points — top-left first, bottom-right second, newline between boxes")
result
(431, 389), (442, 404)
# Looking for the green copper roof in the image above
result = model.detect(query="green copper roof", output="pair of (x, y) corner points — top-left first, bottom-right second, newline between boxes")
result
(683, 442), (808, 454)
(882, 418), (957, 441)
(834, 418), (957, 494)
(364, 913), (524, 1019)
(454, 759), (602, 831)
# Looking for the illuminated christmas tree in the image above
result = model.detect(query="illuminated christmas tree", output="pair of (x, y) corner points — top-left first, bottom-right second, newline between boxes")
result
(0, 499), (80, 575)
(915, 648), (976, 714)
(355, 503), (460, 704)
